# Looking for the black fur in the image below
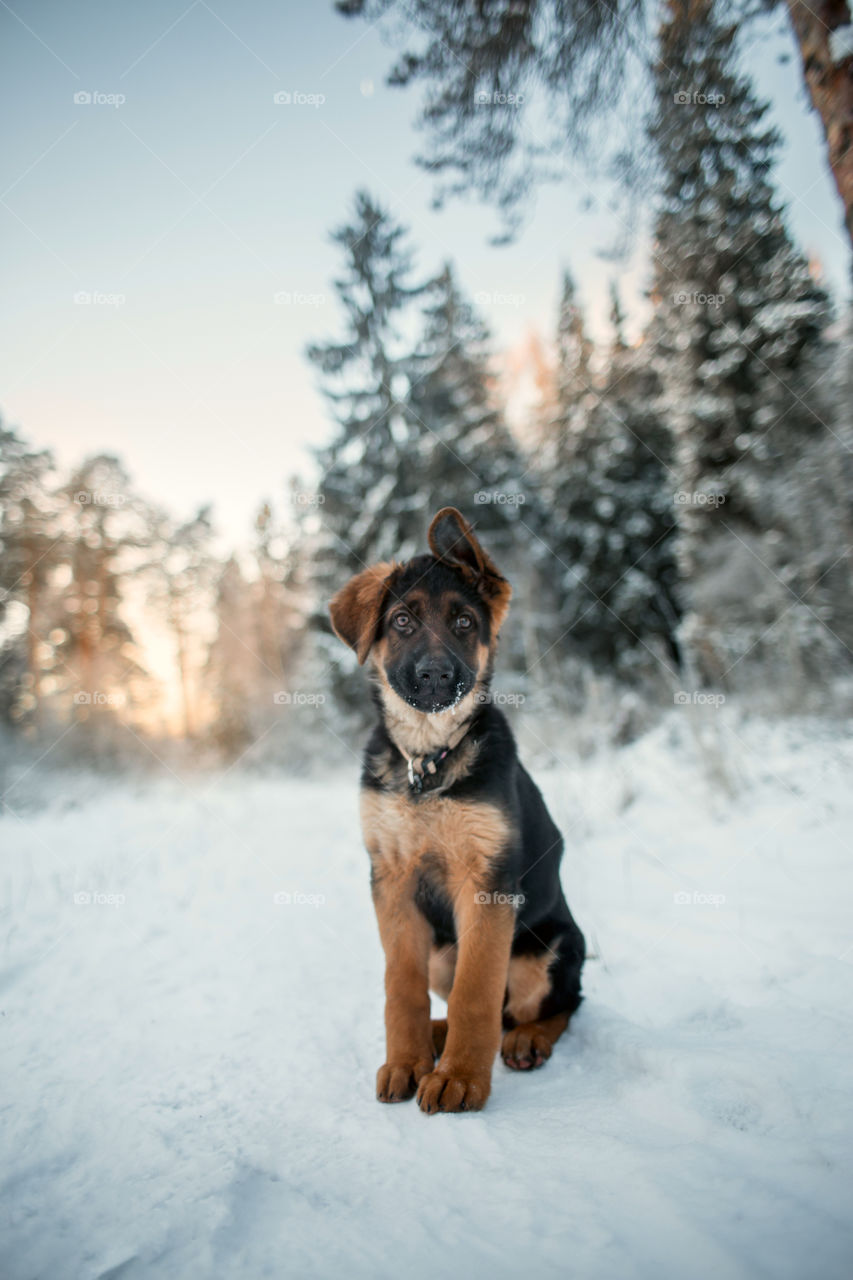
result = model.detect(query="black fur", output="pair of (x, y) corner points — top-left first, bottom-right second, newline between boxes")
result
(361, 552), (585, 1027)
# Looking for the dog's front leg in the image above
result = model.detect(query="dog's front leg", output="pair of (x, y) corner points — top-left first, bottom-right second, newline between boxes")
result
(417, 896), (515, 1113)
(372, 876), (435, 1103)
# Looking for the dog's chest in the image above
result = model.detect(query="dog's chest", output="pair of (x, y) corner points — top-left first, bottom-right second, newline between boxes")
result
(360, 788), (509, 887)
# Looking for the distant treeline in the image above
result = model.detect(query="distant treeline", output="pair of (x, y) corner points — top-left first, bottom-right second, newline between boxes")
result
(1, 1), (851, 763)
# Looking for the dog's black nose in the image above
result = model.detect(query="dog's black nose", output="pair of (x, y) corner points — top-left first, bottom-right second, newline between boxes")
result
(414, 656), (454, 690)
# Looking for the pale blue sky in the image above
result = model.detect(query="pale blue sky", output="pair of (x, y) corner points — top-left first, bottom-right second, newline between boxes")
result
(1, 0), (850, 544)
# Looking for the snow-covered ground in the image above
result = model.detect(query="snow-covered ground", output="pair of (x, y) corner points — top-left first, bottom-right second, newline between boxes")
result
(2, 712), (853, 1279)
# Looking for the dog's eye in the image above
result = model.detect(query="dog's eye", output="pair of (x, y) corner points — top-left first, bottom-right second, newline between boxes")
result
(455, 613), (474, 631)
(392, 611), (412, 631)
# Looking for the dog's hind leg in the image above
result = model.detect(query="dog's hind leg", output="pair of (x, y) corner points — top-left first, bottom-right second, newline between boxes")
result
(431, 1018), (448, 1057)
(428, 944), (454, 1057)
(502, 1012), (570, 1070)
(501, 930), (583, 1070)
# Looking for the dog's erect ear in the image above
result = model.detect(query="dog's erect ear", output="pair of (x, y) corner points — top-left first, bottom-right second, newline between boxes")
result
(329, 562), (398, 665)
(427, 507), (512, 633)
(428, 507), (487, 575)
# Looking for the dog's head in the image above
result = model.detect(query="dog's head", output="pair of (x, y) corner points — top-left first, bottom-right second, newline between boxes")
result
(329, 507), (512, 714)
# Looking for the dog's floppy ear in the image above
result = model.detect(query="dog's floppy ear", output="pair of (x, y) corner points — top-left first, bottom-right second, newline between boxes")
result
(427, 507), (512, 633)
(329, 562), (398, 665)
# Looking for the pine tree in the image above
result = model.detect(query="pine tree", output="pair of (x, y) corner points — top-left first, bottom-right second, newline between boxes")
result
(144, 504), (214, 739)
(649, 0), (839, 690)
(308, 197), (545, 705)
(306, 192), (426, 708)
(252, 501), (302, 698)
(409, 263), (542, 673)
(0, 424), (62, 728)
(609, 280), (627, 352)
(48, 456), (151, 749)
(409, 264), (527, 537)
(539, 284), (680, 674)
(205, 555), (256, 755)
(308, 189), (425, 574)
(535, 270), (595, 469)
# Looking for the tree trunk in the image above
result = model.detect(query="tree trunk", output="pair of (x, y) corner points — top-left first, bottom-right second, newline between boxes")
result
(786, 0), (853, 247)
(25, 566), (41, 724)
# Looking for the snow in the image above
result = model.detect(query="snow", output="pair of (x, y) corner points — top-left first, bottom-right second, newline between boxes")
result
(829, 25), (853, 64)
(3, 712), (853, 1279)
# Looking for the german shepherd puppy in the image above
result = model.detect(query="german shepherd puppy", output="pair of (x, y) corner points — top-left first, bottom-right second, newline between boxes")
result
(329, 507), (585, 1113)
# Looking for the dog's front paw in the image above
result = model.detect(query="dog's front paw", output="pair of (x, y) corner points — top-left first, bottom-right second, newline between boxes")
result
(376, 1059), (433, 1103)
(416, 1064), (491, 1113)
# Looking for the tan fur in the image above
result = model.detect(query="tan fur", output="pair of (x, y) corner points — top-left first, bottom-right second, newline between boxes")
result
(376, 677), (480, 756)
(501, 1012), (570, 1069)
(428, 944), (457, 1001)
(363, 788), (515, 1110)
(329, 561), (399, 664)
(360, 789), (510, 890)
(370, 640), (490, 761)
(504, 951), (555, 1025)
(371, 866), (435, 1102)
(417, 898), (516, 1113)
